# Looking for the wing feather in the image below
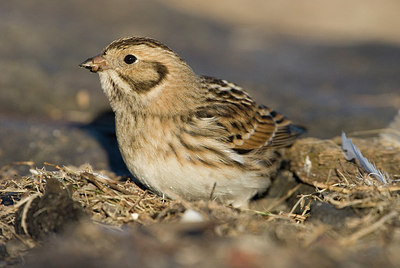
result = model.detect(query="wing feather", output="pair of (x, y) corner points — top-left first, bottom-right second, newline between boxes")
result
(197, 76), (304, 152)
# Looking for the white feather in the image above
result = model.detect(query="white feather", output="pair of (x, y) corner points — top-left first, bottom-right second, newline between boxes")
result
(342, 132), (391, 184)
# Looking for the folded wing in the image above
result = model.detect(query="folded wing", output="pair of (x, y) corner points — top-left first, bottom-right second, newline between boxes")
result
(197, 76), (305, 152)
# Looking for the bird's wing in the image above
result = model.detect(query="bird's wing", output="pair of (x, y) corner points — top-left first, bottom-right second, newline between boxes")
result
(196, 76), (304, 152)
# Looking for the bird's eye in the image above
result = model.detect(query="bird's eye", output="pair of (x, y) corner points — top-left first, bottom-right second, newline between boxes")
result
(123, 54), (137, 64)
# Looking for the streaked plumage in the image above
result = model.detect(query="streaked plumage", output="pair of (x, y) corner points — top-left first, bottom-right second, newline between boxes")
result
(80, 37), (304, 206)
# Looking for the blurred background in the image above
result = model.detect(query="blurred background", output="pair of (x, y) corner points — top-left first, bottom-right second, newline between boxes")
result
(1, 0), (399, 174)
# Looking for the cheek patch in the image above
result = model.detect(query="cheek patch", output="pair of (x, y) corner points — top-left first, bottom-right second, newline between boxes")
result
(118, 62), (168, 93)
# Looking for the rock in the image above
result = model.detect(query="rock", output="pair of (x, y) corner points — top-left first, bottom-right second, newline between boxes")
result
(14, 179), (86, 240)
(287, 137), (400, 186)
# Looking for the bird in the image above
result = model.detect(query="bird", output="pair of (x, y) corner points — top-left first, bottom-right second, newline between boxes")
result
(79, 37), (304, 207)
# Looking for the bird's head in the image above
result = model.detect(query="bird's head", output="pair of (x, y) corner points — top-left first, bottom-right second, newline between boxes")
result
(80, 37), (200, 114)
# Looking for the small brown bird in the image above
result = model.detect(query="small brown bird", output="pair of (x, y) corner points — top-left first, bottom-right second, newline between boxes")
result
(80, 37), (304, 206)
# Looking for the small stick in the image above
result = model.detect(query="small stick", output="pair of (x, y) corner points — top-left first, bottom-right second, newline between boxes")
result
(81, 172), (114, 195)
(82, 172), (134, 195)
(312, 181), (400, 193)
(129, 190), (147, 213)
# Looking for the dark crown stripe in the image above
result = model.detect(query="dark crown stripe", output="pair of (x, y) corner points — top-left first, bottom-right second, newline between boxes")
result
(105, 37), (175, 54)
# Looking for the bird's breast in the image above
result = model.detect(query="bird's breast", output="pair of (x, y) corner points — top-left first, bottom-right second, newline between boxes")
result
(113, 113), (276, 205)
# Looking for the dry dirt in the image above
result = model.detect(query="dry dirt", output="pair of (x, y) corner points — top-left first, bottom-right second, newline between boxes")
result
(1, 135), (400, 267)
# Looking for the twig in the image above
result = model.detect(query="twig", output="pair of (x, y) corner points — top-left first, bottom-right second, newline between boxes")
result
(311, 181), (400, 194)
(20, 193), (41, 236)
(81, 172), (134, 195)
(323, 195), (386, 209)
(289, 193), (315, 215)
(129, 190), (147, 213)
(81, 172), (114, 195)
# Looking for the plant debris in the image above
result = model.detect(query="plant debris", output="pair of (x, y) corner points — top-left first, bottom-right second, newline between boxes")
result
(1, 136), (400, 266)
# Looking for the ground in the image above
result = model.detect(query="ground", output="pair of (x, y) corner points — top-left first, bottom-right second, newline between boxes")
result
(1, 135), (399, 267)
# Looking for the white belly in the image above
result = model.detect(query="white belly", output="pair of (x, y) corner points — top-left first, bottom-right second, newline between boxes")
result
(124, 151), (270, 207)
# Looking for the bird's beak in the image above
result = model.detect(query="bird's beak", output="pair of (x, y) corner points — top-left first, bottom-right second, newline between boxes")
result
(79, 54), (108, 73)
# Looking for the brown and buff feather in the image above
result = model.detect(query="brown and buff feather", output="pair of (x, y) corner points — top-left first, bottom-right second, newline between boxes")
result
(196, 76), (303, 152)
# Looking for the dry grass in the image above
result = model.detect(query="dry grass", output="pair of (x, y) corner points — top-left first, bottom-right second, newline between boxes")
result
(1, 146), (400, 265)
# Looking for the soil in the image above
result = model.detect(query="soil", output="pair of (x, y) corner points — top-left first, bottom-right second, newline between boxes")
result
(1, 136), (399, 267)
